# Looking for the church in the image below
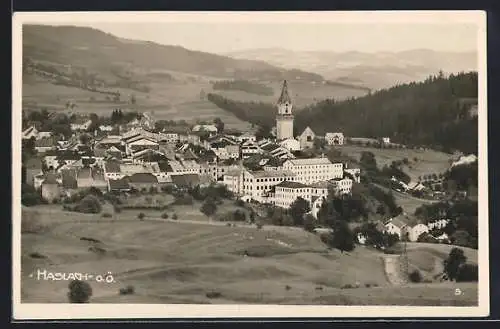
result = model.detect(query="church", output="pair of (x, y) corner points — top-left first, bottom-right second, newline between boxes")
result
(275, 80), (315, 150)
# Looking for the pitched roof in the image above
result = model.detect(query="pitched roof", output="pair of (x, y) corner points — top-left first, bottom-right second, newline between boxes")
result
(35, 137), (57, 148)
(171, 174), (200, 187)
(108, 178), (130, 190)
(42, 172), (59, 185)
(277, 80), (292, 104)
(285, 157), (332, 166)
(61, 169), (78, 189)
(158, 161), (174, 173)
(300, 126), (315, 137)
(127, 173), (158, 183)
(275, 181), (309, 189)
(105, 161), (121, 173)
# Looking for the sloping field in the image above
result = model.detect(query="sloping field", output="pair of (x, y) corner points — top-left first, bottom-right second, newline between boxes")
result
(20, 206), (477, 305)
(339, 145), (453, 181)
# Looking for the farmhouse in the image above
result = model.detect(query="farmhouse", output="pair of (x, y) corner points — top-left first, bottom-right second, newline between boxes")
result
(325, 132), (345, 146)
(127, 173), (159, 190)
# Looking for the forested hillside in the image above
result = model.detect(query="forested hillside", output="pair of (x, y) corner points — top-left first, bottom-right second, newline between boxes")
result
(296, 71), (478, 154)
(207, 72), (478, 154)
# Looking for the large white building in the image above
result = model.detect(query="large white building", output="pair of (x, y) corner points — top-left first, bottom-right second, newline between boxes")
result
(281, 157), (343, 184)
(223, 168), (297, 202)
(276, 80), (294, 141)
(330, 177), (353, 196)
(272, 180), (329, 219)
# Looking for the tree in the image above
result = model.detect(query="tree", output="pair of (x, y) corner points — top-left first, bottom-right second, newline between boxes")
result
(200, 199), (217, 218)
(75, 195), (102, 214)
(360, 151), (378, 173)
(409, 269), (423, 283)
(289, 197), (310, 226)
(331, 220), (356, 253)
(130, 94), (136, 105)
(67, 280), (92, 303)
(255, 124), (272, 140)
(213, 117), (224, 133)
(313, 137), (327, 151)
(443, 247), (467, 281)
(79, 133), (92, 145)
(302, 214), (316, 232)
(451, 230), (471, 248)
(456, 264), (478, 282)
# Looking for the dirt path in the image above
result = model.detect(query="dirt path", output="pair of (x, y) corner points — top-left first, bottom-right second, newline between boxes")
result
(383, 255), (408, 286)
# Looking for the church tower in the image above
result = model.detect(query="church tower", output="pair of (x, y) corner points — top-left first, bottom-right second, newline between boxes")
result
(276, 80), (294, 141)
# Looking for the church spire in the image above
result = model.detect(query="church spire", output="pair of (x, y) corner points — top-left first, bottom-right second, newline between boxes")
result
(277, 80), (292, 104)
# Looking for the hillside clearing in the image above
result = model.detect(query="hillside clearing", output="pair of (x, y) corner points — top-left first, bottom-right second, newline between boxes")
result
(338, 145), (453, 181)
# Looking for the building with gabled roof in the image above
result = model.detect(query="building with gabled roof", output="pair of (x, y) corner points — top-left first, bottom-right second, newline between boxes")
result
(299, 126), (316, 150)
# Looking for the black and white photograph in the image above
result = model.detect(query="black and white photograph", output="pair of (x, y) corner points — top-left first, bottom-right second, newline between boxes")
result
(12, 11), (488, 319)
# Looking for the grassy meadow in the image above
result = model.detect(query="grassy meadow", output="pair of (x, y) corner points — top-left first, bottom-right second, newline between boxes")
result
(21, 205), (478, 305)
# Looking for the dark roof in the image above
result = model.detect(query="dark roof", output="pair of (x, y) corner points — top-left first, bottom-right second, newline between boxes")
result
(77, 168), (92, 179)
(105, 161), (121, 173)
(61, 169), (78, 189)
(25, 157), (42, 169)
(42, 172), (59, 185)
(211, 140), (231, 149)
(158, 161), (173, 173)
(182, 149), (199, 161)
(56, 152), (81, 161)
(108, 178), (130, 190)
(275, 181), (309, 189)
(261, 143), (280, 152)
(128, 173), (158, 183)
(277, 80), (292, 104)
(171, 174), (200, 187)
(266, 157), (285, 167)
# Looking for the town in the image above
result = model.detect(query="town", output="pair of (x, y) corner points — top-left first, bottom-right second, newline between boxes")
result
(18, 20), (480, 307)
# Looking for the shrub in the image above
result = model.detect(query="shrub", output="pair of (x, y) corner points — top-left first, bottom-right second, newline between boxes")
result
(137, 212), (145, 220)
(235, 199), (245, 207)
(161, 212), (169, 219)
(409, 269), (423, 283)
(206, 291), (222, 299)
(174, 194), (194, 205)
(119, 285), (135, 295)
(67, 280), (92, 303)
(456, 264), (478, 282)
(256, 223), (263, 230)
(101, 212), (112, 218)
(75, 195), (102, 214)
(29, 252), (47, 259)
(341, 284), (353, 289)
(171, 213), (178, 220)
(285, 285), (291, 291)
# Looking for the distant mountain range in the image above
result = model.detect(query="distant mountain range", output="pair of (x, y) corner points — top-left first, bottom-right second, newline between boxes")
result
(22, 25), (323, 82)
(225, 48), (477, 90)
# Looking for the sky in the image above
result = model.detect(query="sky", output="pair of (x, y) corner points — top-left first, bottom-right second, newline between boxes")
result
(24, 12), (481, 54)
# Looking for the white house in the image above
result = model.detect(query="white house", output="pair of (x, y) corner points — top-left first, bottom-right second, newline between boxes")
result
(124, 136), (159, 155)
(192, 124), (218, 136)
(325, 132), (345, 146)
(237, 132), (257, 143)
(241, 140), (261, 159)
(70, 118), (93, 132)
(344, 168), (361, 183)
(272, 180), (328, 210)
(427, 219), (450, 230)
(281, 157), (343, 184)
(330, 177), (353, 196)
(99, 125), (114, 132)
(298, 126), (316, 150)
(279, 138), (301, 152)
(384, 217), (407, 238)
(407, 223), (430, 242)
(381, 137), (391, 145)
